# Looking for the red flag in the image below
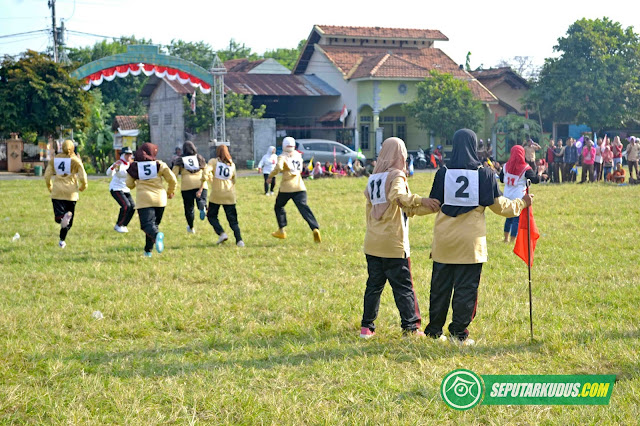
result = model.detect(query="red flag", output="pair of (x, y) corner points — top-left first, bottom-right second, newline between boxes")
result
(333, 146), (337, 170)
(339, 104), (348, 123)
(513, 205), (539, 266)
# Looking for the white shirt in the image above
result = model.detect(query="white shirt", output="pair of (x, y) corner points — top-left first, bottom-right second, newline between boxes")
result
(503, 168), (528, 200)
(106, 160), (131, 192)
(258, 153), (277, 174)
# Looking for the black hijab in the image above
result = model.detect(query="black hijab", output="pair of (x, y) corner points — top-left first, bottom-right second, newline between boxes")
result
(429, 129), (502, 217)
(174, 141), (206, 170)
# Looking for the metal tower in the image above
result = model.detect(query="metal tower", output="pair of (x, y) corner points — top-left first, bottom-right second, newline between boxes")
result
(210, 53), (227, 143)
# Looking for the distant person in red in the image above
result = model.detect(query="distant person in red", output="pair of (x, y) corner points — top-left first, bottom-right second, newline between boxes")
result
(433, 145), (445, 168)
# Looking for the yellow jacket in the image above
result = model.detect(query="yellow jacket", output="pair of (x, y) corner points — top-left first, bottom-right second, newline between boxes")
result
(431, 197), (525, 264)
(126, 161), (177, 208)
(44, 140), (87, 201)
(173, 165), (208, 191)
(364, 176), (437, 258)
(268, 152), (306, 193)
(202, 158), (237, 205)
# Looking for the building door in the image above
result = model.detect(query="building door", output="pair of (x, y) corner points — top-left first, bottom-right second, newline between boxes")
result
(0, 141), (7, 171)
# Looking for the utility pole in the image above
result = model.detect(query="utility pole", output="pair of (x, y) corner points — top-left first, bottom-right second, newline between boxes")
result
(48, 0), (58, 62)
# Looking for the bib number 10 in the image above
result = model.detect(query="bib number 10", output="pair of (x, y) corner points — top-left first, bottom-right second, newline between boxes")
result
(214, 163), (232, 180)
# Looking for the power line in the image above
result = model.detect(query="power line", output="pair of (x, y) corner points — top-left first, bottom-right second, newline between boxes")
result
(0, 29), (49, 39)
(66, 29), (118, 39)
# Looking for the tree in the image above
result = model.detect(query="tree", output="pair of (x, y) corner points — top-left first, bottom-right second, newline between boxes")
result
(0, 50), (89, 138)
(75, 89), (114, 172)
(216, 39), (259, 62)
(68, 37), (152, 123)
(526, 18), (640, 132)
(495, 56), (539, 80)
(183, 91), (266, 135)
(493, 114), (542, 145)
(263, 39), (306, 70)
(404, 70), (484, 140)
(166, 39), (215, 70)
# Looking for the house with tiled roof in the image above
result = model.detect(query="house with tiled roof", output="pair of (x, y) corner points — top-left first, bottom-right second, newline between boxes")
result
(293, 24), (498, 157)
(471, 67), (530, 115)
(111, 115), (145, 154)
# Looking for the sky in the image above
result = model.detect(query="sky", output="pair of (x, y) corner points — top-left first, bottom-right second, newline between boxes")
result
(1, 0), (639, 71)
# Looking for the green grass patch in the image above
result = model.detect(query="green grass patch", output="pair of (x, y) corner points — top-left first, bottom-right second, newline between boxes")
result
(0, 174), (638, 423)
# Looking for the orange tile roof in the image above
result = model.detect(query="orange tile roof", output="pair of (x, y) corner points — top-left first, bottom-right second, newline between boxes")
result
(316, 45), (497, 103)
(315, 25), (448, 41)
(112, 115), (146, 131)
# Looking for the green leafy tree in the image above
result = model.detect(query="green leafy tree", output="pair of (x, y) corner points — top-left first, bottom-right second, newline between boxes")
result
(404, 70), (484, 140)
(75, 89), (114, 172)
(184, 92), (266, 135)
(166, 39), (215, 70)
(216, 39), (259, 62)
(263, 39), (306, 70)
(526, 17), (640, 132)
(0, 50), (89, 138)
(493, 114), (542, 145)
(68, 37), (152, 123)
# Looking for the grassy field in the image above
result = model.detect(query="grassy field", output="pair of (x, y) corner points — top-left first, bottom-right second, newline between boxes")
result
(0, 172), (639, 424)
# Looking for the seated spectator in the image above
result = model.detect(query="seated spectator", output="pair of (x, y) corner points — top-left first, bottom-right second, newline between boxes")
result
(323, 161), (334, 177)
(353, 159), (367, 177)
(312, 161), (323, 178)
(611, 163), (626, 183)
(365, 160), (376, 175)
(336, 162), (347, 177)
(536, 158), (550, 182)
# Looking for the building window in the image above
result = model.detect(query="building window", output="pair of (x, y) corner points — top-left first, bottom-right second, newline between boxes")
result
(382, 116), (394, 123)
(151, 115), (159, 126)
(397, 124), (406, 141)
(360, 116), (372, 122)
(360, 125), (370, 150)
(395, 116), (406, 122)
(164, 114), (172, 125)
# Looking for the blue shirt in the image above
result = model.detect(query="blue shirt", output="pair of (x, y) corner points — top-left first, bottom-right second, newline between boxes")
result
(563, 145), (578, 164)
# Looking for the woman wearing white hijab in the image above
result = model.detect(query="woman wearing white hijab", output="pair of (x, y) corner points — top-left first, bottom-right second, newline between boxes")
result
(258, 145), (277, 195)
(360, 137), (441, 338)
(106, 147), (135, 233)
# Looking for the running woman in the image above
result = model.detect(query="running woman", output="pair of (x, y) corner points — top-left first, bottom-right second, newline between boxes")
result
(424, 129), (532, 346)
(126, 143), (177, 257)
(198, 144), (244, 247)
(44, 139), (87, 248)
(360, 137), (440, 338)
(172, 141), (208, 234)
(267, 137), (321, 242)
(258, 145), (277, 195)
(106, 146), (135, 233)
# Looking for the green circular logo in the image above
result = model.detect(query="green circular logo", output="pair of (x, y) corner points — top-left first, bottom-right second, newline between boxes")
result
(441, 369), (484, 410)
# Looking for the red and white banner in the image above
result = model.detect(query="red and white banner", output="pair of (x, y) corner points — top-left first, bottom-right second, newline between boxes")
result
(82, 63), (212, 94)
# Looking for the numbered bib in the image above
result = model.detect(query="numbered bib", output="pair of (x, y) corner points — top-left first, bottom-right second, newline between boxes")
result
(182, 155), (199, 172)
(444, 169), (479, 207)
(367, 172), (389, 205)
(286, 156), (303, 175)
(214, 162), (232, 180)
(137, 161), (158, 180)
(503, 170), (527, 200)
(54, 158), (71, 175)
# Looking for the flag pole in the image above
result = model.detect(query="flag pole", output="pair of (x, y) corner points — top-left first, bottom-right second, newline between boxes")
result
(526, 178), (533, 342)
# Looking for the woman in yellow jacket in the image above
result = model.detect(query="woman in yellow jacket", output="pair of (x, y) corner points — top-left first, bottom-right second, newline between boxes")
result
(424, 129), (532, 346)
(172, 141), (208, 234)
(44, 139), (87, 248)
(126, 143), (177, 257)
(267, 137), (320, 242)
(198, 145), (244, 247)
(360, 137), (441, 338)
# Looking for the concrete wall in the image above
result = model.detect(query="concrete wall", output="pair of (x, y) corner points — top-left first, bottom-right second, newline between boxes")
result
(210, 118), (276, 168)
(149, 81), (186, 163)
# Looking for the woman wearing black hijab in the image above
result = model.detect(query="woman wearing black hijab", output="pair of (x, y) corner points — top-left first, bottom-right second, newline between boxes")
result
(424, 129), (532, 345)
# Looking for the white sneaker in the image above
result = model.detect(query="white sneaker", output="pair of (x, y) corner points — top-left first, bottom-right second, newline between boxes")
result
(60, 211), (73, 228)
(114, 225), (128, 233)
(236, 240), (245, 247)
(58, 240), (66, 249)
(269, 191), (274, 196)
(121, 226), (129, 233)
(187, 226), (196, 234)
(265, 193), (271, 196)
(217, 232), (228, 244)
(449, 336), (475, 346)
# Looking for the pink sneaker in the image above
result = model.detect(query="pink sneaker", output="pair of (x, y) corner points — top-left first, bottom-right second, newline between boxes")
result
(404, 329), (426, 337)
(360, 327), (375, 339)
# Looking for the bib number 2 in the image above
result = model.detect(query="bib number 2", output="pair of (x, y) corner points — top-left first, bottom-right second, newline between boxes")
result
(455, 175), (470, 198)
(444, 169), (479, 207)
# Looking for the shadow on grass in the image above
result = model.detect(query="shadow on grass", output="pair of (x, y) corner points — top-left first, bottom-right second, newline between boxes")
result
(50, 330), (546, 379)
